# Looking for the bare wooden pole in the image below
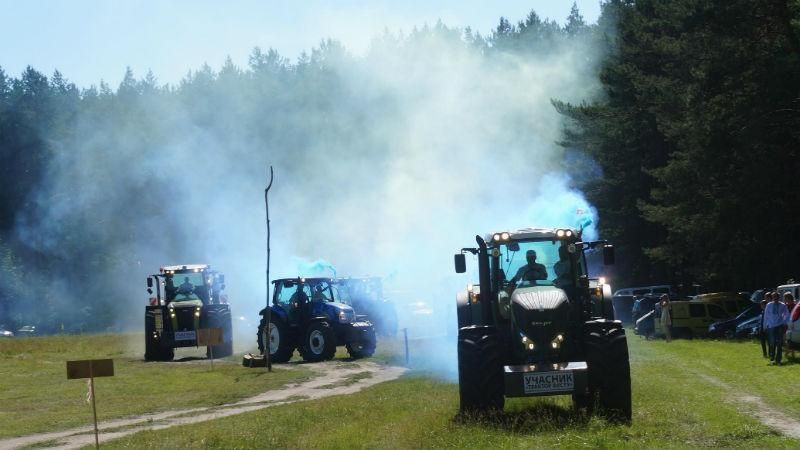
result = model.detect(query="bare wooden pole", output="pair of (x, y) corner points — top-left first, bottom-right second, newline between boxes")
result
(89, 369), (99, 449)
(264, 166), (274, 372)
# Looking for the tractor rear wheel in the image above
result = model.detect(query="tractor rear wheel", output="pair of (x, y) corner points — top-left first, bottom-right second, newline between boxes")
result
(347, 327), (377, 359)
(457, 327), (504, 414)
(584, 327), (632, 422)
(258, 317), (293, 363)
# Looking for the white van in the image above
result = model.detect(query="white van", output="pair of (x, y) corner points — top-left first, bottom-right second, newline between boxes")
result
(614, 285), (671, 297)
(776, 283), (800, 300)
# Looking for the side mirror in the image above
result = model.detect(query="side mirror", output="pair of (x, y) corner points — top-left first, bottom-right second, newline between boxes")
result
(603, 244), (615, 266)
(507, 242), (520, 252)
(454, 254), (466, 273)
(147, 278), (153, 288)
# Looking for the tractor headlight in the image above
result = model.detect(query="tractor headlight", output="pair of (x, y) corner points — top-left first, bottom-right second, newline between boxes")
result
(501, 232), (510, 240)
(338, 310), (353, 323)
(521, 335), (535, 350)
(170, 313), (176, 318)
(551, 333), (565, 349)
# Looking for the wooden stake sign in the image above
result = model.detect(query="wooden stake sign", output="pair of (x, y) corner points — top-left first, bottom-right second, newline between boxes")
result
(198, 327), (223, 369)
(66, 359), (114, 449)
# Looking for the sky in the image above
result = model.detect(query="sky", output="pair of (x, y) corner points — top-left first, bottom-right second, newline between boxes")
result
(0, 0), (601, 88)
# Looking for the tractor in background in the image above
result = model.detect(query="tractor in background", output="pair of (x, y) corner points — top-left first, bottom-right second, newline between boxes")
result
(257, 277), (377, 362)
(145, 264), (233, 361)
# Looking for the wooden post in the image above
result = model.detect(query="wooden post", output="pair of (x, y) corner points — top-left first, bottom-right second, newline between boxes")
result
(66, 359), (114, 450)
(264, 166), (274, 372)
(403, 328), (409, 366)
(89, 374), (99, 449)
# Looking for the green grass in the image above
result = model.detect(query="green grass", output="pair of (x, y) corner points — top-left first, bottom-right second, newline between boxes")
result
(0, 334), (311, 438)
(104, 333), (800, 449)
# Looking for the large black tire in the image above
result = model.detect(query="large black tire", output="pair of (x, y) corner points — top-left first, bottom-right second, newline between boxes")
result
(584, 327), (632, 422)
(144, 314), (173, 361)
(347, 327), (377, 359)
(206, 308), (234, 358)
(258, 317), (293, 363)
(457, 327), (505, 414)
(299, 321), (336, 362)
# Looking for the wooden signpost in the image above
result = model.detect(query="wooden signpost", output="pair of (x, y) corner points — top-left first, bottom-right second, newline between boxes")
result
(66, 359), (114, 449)
(198, 327), (223, 369)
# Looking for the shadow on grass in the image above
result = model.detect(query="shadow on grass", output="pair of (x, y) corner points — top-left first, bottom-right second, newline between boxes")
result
(452, 402), (594, 434)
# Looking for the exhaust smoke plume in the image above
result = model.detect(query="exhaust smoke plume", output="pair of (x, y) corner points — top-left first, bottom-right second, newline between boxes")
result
(7, 17), (604, 379)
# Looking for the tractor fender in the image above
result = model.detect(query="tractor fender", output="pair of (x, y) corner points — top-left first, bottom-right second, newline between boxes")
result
(259, 306), (289, 323)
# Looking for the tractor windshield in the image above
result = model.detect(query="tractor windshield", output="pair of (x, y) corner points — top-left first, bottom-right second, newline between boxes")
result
(497, 239), (583, 288)
(165, 272), (207, 304)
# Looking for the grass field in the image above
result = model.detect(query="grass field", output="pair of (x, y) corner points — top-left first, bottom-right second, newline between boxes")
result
(101, 332), (800, 450)
(0, 334), (312, 438)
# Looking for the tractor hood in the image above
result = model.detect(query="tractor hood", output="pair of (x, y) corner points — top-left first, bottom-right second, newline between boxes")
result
(511, 286), (571, 356)
(168, 299), (203, 308)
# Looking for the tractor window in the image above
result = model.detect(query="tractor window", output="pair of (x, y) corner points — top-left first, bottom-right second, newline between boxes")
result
(274, 282), (311, 308)
(166, 273), (205, 303)
(499, 240), (565, 287)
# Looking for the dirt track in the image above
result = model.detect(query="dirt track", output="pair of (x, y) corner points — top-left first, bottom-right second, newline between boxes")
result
(0, 360), (406, 450)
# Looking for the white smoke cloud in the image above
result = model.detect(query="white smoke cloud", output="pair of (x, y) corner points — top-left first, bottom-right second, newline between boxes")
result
(12, 20), (604, 377)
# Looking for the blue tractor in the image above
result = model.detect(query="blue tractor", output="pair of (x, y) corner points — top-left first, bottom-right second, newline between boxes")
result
(257, 277), (377, 362)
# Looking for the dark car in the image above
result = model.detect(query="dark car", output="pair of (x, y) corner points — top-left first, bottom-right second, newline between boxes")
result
(734, 314), (762, 338)
(708, 304), (761, 338)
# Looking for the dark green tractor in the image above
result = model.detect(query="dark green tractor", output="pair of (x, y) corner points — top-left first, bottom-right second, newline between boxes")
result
(145, 264), (233, 361)
(454, 227), (631, 421)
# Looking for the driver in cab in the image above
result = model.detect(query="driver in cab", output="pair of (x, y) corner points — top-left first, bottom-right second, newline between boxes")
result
(509, 250), (548, 285)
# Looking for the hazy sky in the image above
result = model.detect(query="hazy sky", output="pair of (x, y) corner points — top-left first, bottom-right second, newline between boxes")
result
(0, 0), (601, 88)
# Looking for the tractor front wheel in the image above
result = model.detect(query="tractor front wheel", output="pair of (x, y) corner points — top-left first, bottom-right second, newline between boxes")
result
(457, 327), (504, 414)
(300, 321), (336, 362)
(347, 327), (377, 359)
(585, 327), (632, 422)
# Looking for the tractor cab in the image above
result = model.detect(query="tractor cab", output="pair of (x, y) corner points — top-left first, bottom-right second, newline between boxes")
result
(270, 277), (354, 325)
(335, 276), (398, 336)
(147, 264), (227, 307)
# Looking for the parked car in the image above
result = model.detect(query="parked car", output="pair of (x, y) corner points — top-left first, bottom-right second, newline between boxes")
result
(653, 300), (730, 338)
(15, 325), (36, 336)
(735, 314), (762, 338)
(776, 283), (800, 301)
(708, 304), (762, 338)
(0, 327), (13, 338)
(614, 285), (672, 297)
(612, 294), (635, 324)
(691, 292), (751, 317)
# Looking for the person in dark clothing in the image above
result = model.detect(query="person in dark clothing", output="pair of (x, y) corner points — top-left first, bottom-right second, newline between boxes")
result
(177, 277), (194, 296)
(759, 297), (768, 358)
(509, 250), (548, 285)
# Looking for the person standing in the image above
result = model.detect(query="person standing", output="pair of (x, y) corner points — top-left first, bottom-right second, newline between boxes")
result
(783, 292), (796, 315)
(759, 297), (769, 358)
(659, 294), (672, 342)
(764, 292), (790, 365)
